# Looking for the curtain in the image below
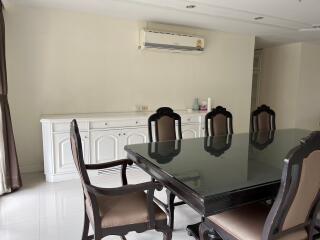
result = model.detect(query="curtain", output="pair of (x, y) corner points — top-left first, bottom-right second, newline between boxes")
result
(0, 1), (21, 195)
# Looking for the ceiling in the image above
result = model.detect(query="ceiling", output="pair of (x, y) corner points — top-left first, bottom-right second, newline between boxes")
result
(4, 0), (320, 48)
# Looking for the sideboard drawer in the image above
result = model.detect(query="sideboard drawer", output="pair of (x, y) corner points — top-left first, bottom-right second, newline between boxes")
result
(90, 119), (148, 129)
(53, 121), (88, 132)
(182, 115), (201, 124)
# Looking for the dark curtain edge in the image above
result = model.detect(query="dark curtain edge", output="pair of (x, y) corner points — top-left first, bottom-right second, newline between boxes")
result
(0, 0), (22, 195)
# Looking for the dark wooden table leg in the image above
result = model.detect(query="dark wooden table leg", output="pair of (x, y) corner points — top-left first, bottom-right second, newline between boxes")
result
(186, 222), (201, 239)
(188, 220), (221, 240)
(166, 189), (176, 230)
(207, 231), (221, 240)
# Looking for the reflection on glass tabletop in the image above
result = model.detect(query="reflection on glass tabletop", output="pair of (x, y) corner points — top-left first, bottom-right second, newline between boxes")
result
(125, 129), (311, 198)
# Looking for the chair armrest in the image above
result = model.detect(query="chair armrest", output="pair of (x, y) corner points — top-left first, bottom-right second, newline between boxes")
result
(85, 159), (133, 170)
(85, 181), (163, 197)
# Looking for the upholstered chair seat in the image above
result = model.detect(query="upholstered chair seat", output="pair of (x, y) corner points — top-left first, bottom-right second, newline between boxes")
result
(92, 191), (167, 228)
(208, 203), (307, 240)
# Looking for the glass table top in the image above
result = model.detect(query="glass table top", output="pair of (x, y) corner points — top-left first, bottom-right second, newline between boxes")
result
(125, 129), (311, 198)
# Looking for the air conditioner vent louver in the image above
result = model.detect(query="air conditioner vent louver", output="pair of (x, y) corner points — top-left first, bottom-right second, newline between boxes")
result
(139, 29), (205, 54)
(299, 24), (320, 32)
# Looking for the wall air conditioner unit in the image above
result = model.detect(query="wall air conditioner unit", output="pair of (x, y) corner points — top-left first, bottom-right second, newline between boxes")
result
(139, 29), (205, 54)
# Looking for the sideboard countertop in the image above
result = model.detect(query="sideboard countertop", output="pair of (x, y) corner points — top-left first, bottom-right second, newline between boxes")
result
(40, 110), (207, 122)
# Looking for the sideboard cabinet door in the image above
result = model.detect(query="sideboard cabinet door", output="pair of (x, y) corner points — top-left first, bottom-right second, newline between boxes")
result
(53, 132), (89, 174)
(182, 124), (200, 139)
(90, 130), (122, 164)
(120, 127), (149, 158)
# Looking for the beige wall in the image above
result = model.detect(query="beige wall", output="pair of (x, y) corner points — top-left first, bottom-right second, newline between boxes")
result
(258, 42), (320, 131)
(258, 43), (301, 129)
(295, 43), (320, 130)
(5, 6), (255, 172)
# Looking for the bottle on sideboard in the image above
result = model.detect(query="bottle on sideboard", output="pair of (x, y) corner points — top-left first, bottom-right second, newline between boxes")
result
(192, 98), (200, 111)
(207, 97), (212, 112)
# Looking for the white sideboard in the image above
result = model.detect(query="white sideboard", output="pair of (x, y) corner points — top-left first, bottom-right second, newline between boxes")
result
(40, 111), (206, 182)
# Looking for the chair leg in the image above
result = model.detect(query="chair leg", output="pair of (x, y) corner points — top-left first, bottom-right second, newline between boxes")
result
(82, 212), (90, 240)
(94, 234), (102, 240)
(166, 189), (176, 230)
(199, 222), (221, 240)
(199, 222), (209, 240)
(162, 229), (172, 240)
(157, 226), (172, 240)
(93, 229), (102, 240)
(120, 236), (127, 240)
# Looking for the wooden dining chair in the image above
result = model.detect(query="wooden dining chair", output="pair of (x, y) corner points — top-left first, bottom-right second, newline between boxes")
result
(251, 104), (276, 132)
(200, 131), (320, 240)
(148, 107), (184, 230)
(70, 119), (172, 240)
(148, 107), (182, 142)
(205, 106), (233, 137)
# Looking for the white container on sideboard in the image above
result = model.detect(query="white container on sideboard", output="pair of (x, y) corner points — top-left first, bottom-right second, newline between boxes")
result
(40, 111), (206, 182)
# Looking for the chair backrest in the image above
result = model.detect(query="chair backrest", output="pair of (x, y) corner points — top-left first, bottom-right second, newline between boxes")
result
(70, 119), (90, 186)
(148, 107), (182, 142)
(205, 106), (233, 137)
(251, 104), (276, 132)
(262, 131), (320, 239)
(70, 119), (97, 226)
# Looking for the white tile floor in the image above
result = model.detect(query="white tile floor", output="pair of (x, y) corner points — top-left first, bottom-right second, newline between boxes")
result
(0, 168), (200, 240)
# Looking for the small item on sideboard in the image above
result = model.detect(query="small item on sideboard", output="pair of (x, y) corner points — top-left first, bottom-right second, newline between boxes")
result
(136, 105), (149, 112)
(192, 98), (200, 111)
(207, 97), (212, 112)
(141, 105), (149, 111)
(199, 100), (207, 111)
(136, 105), (142, 111)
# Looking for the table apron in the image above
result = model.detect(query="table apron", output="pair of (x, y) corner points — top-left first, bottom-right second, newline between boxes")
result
(204, 181), (281, 216)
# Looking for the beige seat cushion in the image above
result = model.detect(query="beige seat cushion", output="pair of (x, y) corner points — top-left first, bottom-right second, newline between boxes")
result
(96, 191), (167, 228)
(208, 203), (307, 240)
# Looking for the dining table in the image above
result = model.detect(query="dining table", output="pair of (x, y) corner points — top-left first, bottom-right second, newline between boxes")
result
(124, 129), (311, 239)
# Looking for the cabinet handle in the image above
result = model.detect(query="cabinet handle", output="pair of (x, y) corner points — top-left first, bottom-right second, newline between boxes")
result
(118, 133), (121, 136)
(136, 121), (139, 124)
(123, 133), (126, 136)
(104, 122), (108, 126)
